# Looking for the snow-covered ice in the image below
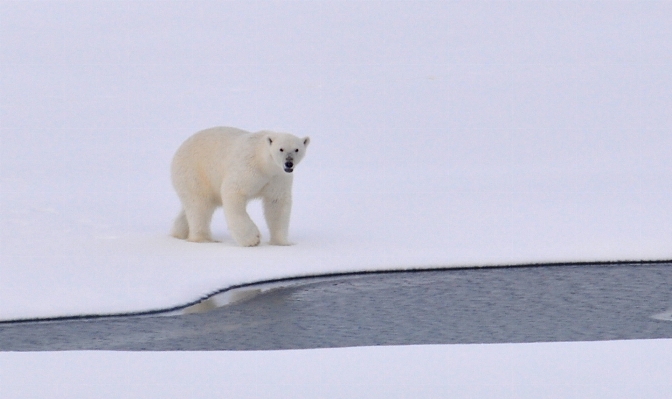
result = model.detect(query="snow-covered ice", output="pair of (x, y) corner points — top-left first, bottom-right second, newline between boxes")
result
(2, 340), (672, 399)
(2, 0), (670, 321)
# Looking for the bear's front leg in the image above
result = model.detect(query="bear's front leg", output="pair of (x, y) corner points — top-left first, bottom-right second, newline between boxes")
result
(263, 194), (292, 246)
(222, 193), (261, 247)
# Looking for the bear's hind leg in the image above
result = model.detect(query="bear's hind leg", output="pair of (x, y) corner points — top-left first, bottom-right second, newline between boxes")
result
(184, 202), (216, 243)
(171, 209), (189, 239)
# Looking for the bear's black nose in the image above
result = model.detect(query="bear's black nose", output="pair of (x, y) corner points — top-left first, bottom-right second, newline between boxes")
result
(285, 161), (293, 168)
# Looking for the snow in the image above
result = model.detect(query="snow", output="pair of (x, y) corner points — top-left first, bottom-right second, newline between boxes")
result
(2, 340), (672, 398)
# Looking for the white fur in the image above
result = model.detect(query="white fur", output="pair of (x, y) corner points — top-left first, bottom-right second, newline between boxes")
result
(171, 127), (310, 246)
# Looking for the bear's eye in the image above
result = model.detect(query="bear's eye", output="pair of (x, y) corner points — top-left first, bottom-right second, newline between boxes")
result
(280, 148), (284, 152)
(295, 149), (299, 153)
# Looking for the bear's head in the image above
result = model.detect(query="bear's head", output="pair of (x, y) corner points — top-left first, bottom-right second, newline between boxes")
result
(266, 133), (310, 173)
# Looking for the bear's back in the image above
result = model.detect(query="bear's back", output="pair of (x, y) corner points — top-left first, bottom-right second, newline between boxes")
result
(174, 127), (249, 162)
(187, 126), (249, 150)
(171, 127), (254, 196)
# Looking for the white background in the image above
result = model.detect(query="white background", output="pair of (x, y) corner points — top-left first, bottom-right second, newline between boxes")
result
(1, 1), (671, 396)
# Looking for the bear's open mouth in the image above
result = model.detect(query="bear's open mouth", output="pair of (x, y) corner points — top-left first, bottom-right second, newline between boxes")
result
(284, 168), (294, 173)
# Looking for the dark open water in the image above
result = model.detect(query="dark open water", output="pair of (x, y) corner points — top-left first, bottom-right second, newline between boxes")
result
(1, 263), (671, 351)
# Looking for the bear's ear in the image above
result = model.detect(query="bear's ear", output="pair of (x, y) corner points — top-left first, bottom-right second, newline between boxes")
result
(303, 137), (310, 147)
(267, 137), (273, 146)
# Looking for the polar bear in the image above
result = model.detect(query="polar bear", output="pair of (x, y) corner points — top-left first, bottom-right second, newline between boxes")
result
(171, 126), (310, 247)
